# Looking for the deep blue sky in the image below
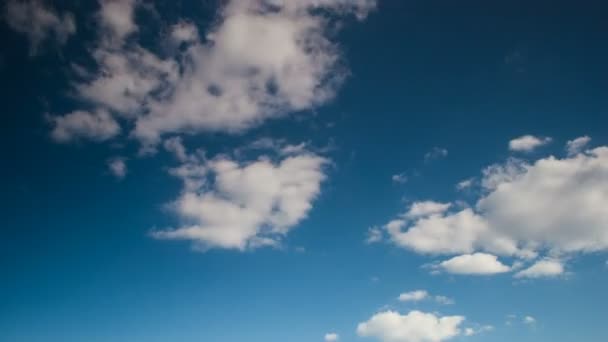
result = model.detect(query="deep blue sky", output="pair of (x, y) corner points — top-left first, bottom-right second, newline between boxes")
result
(1, 1), (607, 341)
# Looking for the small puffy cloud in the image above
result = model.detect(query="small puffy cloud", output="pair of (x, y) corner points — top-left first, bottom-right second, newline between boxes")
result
(398, 290), (428, 302)
(4, 0), (76, 55)
(392, 173), (408, 184)
(405, 201), (452, 219)
(107, 157), (127, 179)
(324, 333), (339, 341)
(508, 135), (552, 152)
(523, 316), (536, 325)
(50, 109), (120, 142)
(565, 136), (591, 156)
(152, 151), (328, 251)
(436, 253), (511, 275)
(424, 147), (448, 162)
(515, 259), (564, 279)
(357, 310), (465, 342)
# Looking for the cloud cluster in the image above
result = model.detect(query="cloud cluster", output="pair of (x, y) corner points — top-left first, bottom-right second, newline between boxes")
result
(375, 142), (608, 277)
(4, 0), (76, 55)
(398, 290), (454, 305)
(152, 145), (328, 251)
(48, 0), (375, 147)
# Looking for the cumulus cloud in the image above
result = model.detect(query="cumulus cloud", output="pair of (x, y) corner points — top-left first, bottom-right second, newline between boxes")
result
(48, 0), (376, 146)
(324, 332), (339, 341)
(398, 290), (428, 302)
(515, 259), (564, 278)
(565, 135), (591, 156)
(435, 253), (511, 275)
(4, 0), (76, 55)
(50, 109), (120, 142)
(357, 310), (465, 342)
(378, 145), (608, 275)
(508, 135), (552, 152)
(152, 148), (328, 251)
(107, 157), (127, 179)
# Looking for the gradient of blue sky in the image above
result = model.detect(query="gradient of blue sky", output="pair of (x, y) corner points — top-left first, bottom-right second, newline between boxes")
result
(1, 1), (607, 342)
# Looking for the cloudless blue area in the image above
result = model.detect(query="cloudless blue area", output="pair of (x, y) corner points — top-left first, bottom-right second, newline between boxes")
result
(1, 1), (607, 341)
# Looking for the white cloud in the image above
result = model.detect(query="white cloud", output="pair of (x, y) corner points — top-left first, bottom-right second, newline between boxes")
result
(523, 316), (536, 325)
(108, 157), (127, 179)
(424, 147), (448, 162)
(456, 178), (474, 191)
(152, 150), (328, 250)
(4, 0), (76, 55)
(392, 173), (408, 184)
(49, 0), (376, 146)
(436, 253), (511, 275)
(464, 325), (493, 336)
(50, 109), (120, 142)
(565, 136), (591, 156)
(379, 146), (608, 275)
(508, 135), (552, 152)
(357, 310), (465, 342)
(405, 201), (452, 219)
(515, 259), (564, 278)
(325, 332), (339, 341)
(398, 290), (428, 302)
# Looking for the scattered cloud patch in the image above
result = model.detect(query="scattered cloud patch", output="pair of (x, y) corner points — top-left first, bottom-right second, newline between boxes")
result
(392, 173), (408, 184)
(366, 226), (384, 244)
(4, 0), (76, 55)
(357, 310), (465, 342)
(515, 259), (564, 279)
(398, 290), (428, 302)
(50, 109), (120, 143)
(565, 136), (591, 156)
(107, 157), (127, 179)
(508, 135), (552, 152)
(523, 316), (536, 325)
(456, 178), (474, 191)
(424, 147), (448, 162)
(325, 332), (339, 341)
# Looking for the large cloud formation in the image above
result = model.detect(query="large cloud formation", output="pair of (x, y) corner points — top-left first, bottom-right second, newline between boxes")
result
(375, 141), (608, 277)
(48, 0), (375, 146)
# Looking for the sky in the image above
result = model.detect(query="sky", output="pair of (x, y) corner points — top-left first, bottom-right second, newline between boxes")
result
(1, 1), (608, 341)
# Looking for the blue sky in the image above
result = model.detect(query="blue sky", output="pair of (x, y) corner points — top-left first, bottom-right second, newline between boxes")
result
(1, 1), (608, 341)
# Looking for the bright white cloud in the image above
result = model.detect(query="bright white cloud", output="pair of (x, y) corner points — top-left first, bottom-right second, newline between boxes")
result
(152, 150), (328, 250)
(4, 0), (76, 55)
(508, 135), (552, 152)
(357, 310), (465, 342)
(49, 0), (376, 146)
(398, 290), (428, 302)
(324, 332), (339, 341)
(436, 253), (511, 275)
(379, 146), (608, 275)
(50, 109), (120, 142)
(107, 157), (127, 179)
(565, 135), (591, 156)
(515, 259), (564, 278)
